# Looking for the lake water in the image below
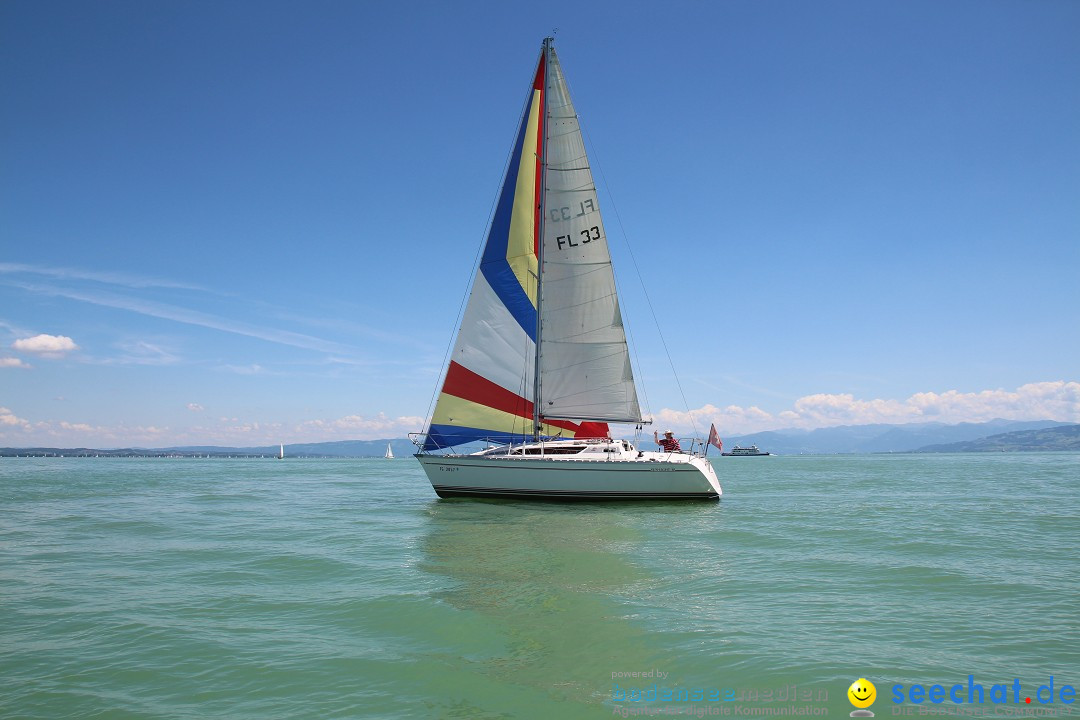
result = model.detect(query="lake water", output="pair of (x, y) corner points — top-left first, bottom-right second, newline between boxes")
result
(2, 453), (1077, 718)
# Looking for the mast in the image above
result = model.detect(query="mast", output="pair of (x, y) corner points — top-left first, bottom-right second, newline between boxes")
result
(532, 36), (552, 441)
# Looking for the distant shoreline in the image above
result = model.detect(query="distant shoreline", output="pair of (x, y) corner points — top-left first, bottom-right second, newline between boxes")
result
(3, 422), (1078, 457)
(0, 448), (387, 459)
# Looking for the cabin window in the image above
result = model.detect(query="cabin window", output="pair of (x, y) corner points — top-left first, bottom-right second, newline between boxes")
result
(519, 445), (585, 455)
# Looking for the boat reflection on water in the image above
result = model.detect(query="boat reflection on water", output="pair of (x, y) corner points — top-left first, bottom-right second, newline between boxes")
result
(417, 501), (664, 710)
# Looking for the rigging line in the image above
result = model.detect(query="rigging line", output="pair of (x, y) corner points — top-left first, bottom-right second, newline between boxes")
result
(579, 123), (700, 439)
(621, 293), (652, 424)
(516, 269), (538, 440)
(421, 71), (541, 437)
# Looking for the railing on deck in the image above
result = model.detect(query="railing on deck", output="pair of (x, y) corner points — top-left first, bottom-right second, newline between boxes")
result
(411, 432), (713, 459)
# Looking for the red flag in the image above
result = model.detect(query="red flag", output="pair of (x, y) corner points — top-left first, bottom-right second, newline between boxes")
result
(708, 423), (723, 451)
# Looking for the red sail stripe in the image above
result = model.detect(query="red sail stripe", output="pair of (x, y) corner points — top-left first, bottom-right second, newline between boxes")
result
(576, 421), (610, 439)
(532, 52), (545, 258)
(441, 361), (580, 433)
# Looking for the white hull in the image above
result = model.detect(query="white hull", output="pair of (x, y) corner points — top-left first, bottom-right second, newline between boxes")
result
(415, 451), (721, 500)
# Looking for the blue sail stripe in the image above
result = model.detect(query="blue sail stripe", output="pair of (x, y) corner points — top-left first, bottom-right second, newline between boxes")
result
(481, 265), (536, 342)
(422, 423), (533, 452)
(479, 86), (539, 342)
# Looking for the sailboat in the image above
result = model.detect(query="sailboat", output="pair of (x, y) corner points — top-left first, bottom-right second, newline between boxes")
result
(412, 38), (721, 500)
(384, 443), (394, 459)
(277, 443), (284, 460)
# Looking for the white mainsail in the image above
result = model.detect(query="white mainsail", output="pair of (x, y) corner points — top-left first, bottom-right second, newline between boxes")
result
(538, 46), (642, 424)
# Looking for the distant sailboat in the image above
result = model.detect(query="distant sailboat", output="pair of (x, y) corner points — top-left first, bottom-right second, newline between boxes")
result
(384, 443), (394, 459)
(277, 443), (284, 460)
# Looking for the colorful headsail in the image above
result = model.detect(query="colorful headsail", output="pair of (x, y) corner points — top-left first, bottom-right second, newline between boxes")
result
(423, 48), (548, 450)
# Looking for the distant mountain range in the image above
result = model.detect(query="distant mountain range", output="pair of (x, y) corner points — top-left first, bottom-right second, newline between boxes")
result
(0, 438), (417, 458)
(3, 420), (1078, 458)
(720, 419), (1076, 454)
(912, 423), (1080, 452)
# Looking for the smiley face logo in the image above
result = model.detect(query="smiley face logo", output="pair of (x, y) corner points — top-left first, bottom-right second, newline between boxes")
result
(848, 678), (877, 709)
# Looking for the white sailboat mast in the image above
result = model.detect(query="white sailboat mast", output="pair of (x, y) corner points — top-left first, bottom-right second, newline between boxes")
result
(532, 36), (552, 442)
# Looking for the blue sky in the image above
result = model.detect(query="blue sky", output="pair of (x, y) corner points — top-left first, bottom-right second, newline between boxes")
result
(2, 0), (1078, 447)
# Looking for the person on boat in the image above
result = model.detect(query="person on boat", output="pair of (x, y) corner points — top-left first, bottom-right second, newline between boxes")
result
(654, 429), (682, 453)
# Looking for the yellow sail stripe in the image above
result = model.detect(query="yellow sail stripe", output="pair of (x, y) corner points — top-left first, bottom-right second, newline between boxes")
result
(431, 393), (575, 439)
(505, 88), (541, 308)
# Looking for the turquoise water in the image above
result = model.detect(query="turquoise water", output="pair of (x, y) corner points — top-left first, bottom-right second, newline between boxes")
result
(2, 454), (1077, 719)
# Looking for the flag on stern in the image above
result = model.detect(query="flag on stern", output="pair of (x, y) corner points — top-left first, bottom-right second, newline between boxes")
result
(707, 423), (723, 452)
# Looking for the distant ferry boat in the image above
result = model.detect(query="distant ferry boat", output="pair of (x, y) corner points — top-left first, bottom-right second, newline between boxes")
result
(722, 445), (771, 456)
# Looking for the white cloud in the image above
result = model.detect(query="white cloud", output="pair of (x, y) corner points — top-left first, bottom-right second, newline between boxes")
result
(298, 412), (425, 438)
(222, 364), (266, 375)
(0, 262), (206, 291)
(0, 357), (31, 368)
(106, 340), (180, 366)
(659, 381), (1080, 435)
(13, 282), (353, 355)
(0, 407), (30, 429)
(185, 412), (425, 445)
(0, 410), (424, 447)
(12, 334), (79, 357)
(0, 409), (176, 446)
(58, 421), (96, 433)
(9, 381), (1075, 447)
